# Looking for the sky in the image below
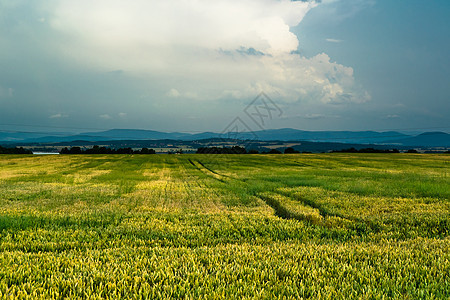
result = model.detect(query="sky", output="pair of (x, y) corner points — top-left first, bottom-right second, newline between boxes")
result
(0, 0), (449, 134)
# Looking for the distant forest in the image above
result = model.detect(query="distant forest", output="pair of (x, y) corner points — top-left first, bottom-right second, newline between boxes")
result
(0, 146), (32, 154)
(331, 147), (401, 153)
(2, 144), (445, 155)
(60, 146), (156, 154)
(62, 145), (420, 155)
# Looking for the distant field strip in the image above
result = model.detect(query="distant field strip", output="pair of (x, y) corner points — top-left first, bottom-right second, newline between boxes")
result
(0, 153), (449, 299)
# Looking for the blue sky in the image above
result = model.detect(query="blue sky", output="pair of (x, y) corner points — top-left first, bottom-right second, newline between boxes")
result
(294, 0), (450, 132)
(0, 0), (449, 133)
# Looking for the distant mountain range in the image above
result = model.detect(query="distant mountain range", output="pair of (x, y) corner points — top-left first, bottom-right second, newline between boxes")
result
(390, 132), (450, 147)
(1, 128), (449, 148)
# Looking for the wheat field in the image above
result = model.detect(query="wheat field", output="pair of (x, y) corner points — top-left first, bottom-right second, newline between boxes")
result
(0, 153), (449, 299)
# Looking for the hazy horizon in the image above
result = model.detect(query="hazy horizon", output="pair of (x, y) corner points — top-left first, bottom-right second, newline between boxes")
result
(0, 124), (448, 137)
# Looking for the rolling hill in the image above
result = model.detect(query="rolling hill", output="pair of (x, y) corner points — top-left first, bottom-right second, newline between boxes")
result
(0, 128), (448, 148)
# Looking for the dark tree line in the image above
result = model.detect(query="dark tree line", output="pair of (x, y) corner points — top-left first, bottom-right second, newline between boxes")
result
(331, 147), (400, 153)
(196, 147), (298, 154)
(0, 146), (33, 154)
(284, 147), (299, 154)
(60, 146), (156, 154)
(196, 146), (247, 154)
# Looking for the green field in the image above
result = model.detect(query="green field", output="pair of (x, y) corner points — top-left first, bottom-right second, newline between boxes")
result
(0, 154), (449, 299)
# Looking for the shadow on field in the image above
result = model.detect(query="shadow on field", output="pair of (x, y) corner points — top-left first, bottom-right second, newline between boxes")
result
(0, 213), (124, 232)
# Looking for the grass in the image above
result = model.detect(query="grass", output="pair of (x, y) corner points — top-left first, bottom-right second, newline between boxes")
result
(0, 153), (449, 298)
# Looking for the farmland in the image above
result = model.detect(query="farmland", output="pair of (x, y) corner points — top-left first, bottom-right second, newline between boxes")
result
(0, 153), (449, 299)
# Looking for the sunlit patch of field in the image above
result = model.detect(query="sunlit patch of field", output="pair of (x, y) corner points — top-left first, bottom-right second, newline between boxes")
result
(64, 169), (111, 184)
(279, 185), (449, 218)
(0, 156), (70, 180)
(0, 153), (448, 298)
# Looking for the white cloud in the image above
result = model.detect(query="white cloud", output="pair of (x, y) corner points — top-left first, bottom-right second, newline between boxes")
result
(52, 0), (315, 56)
(384, 114), (400, 119)
(45, 0), (368, 104)
(167, 88), (201, 99)
(49, 113), (68, 119)
(118, 112), (127, 118)
(326, 38), (343, 43)
(304, 113), (326, 119)
(167, 89), (181, 98)
(99, 114), (112, 120)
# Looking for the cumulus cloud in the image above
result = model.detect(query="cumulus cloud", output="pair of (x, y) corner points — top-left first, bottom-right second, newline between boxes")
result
(167, 89), (181, 98)
(383, 114), (400, 119)
(44, 0), (368, 104)
(167, 88), (200, 100)
(304, 113), (326, 119)
(326, 38), (343, 43)
(0, 0), (368, 118)
(49, 113), (68, 119)
(99, 114), (112, 120)
(51, 0), (314, 56)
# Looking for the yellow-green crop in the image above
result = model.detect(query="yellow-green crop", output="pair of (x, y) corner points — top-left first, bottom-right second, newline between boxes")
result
(0, 153), (449, 299)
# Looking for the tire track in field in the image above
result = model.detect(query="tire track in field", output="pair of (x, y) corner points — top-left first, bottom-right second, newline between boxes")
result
(179, 159), (222, 211)
(187, 158), (323, 221)
(276, 189), (386, 233)
(257, 193), (307, 221)
(184, 159), (228, 200)
(276, 190), (348, 220)
(188, 159), (226, 182)
(187, 157), (359, 228)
